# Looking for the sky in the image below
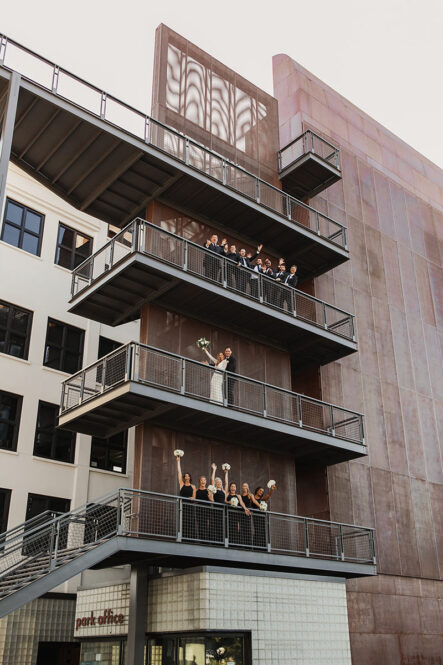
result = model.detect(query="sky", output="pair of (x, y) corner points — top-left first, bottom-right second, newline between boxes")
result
(1, 0), (442, 167)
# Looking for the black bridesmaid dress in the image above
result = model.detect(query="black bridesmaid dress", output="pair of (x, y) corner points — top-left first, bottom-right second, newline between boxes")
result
(179, 484), (195, 540)
(195, 488), (210, 541)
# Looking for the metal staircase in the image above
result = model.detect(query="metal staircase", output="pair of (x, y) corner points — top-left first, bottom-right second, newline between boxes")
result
(0, 488), (376, 619)
(0, 489), (123, 618)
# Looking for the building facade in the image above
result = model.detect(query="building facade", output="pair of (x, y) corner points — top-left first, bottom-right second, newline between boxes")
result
(0, 23), (441, 665)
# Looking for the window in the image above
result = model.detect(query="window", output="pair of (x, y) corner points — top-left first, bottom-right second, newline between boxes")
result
(55, 223), (93, 270)
(98, 336), (121, 359)
(0, 489), (11, 534)
(147, 633), (249, 665)
(90, 431), (127, 474)
(25, 493), (70, 552)
(0, 300), (33, 360)
(43, 318), (84, 373)
(26, 493), (70, 522)
(33, 401), (76, 463)
(1, 198), (44, 256)
(0, 389), (22, 451)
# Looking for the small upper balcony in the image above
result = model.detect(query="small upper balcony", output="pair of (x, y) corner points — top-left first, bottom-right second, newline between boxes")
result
(58, 342), (366, 465)
(68, 219), (357, 369)
(278, 130), (342, 200)
(1, 35), (347, 280)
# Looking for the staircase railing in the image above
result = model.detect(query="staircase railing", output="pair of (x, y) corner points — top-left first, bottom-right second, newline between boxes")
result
(0, 33), (347, 249)
(0, 488), (376, 596)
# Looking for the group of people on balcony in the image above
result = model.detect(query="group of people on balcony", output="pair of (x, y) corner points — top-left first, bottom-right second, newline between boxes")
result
(176, 455), (276, 548)
(202, 234), (299, 299)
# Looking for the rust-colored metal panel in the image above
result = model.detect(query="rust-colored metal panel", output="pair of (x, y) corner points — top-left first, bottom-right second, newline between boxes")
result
(152, 25), (280, 185)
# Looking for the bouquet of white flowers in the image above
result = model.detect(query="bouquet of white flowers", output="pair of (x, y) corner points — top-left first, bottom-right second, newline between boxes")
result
(267, 479), (276, 489)
(216, 648), (226, 656)
(221, 463), (231, 471)
(196, 337), (210, 350)
(259, 501), (268, 511)
(207, 484), (216, 494)
(174, 449), (184, 457)
(230, 497), (239, 507)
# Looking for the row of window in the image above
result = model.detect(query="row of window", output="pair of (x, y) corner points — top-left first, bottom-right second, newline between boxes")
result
(0, 388), (127, 472)
(1, 198), (93, 268)
(1, 299), (122, 375)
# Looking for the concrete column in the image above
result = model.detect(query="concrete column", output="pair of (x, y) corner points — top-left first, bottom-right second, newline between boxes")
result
(0, 71), (20, 219)
(126, 563), (148, 665)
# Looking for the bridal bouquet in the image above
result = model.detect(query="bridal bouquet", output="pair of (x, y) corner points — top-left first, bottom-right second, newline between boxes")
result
(267, 479), (276, 489)
(207, 484), (216, 494)
(230, 497), (239, 507)
(196, 337), (210, 350)
(259, 501), (268, 511)
(221, 463), (231, 471)
(174, 449), (184, 457)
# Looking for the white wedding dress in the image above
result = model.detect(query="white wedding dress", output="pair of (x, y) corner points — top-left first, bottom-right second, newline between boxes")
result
(204, 350), (228, 403)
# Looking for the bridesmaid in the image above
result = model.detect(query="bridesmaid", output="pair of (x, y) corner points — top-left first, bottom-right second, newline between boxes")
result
(225, 482), (250, 545)
(176, 454), (196, 539)
(195, 475), (214, 540)
(240, 482), (260, 547)
(252, 484), (277, 548)
(210, 463), (229, 542)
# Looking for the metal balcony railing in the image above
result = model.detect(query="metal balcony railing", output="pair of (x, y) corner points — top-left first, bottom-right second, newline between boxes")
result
(0, 34), (346, 249)
(0, 488), (376, 589)
(278, 130), (340, 172)
(60, 342), (365, 445)
(71, 219), (356, 341)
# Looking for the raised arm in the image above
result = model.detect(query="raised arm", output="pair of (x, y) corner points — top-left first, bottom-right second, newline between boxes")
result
(203, 347), (217, 364)
(262, 485), (276, 502)
(224, 469), (229, 496)
(211, 462), (217, 486)
(176, 456), (184, 488)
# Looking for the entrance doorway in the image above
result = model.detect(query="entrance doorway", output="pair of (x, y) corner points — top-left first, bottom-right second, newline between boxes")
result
(36, 641), (80, 665)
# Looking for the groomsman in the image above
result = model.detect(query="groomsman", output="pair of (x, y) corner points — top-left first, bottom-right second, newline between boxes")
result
(203, 234), (226, 280)
(224, 347), (237, 406)
(274, 263), (288, 309)
(284, 265), (298, 288)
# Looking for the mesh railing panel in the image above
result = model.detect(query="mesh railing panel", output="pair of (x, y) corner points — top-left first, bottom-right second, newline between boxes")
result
(137, 347), (182, 392)
(279, 131), (340, 171)
(341, 525), (373, 561)
(60, 343), (364, 444)
(268, 514), (306, 554)
(71, 219), (355, 341)
(307, 521), (341, 559)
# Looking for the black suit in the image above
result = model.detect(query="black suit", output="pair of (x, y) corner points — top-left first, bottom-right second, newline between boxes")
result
(225, 355), (237, 406)
(284, 273), (298, 288)
(203, 242), (223, 281)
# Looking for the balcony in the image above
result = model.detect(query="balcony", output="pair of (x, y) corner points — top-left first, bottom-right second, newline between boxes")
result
(69, 219), (357, 369)
(0, 489), (376, 618)
(0, 35), (347, 280)
(59, 343), (366, 465)
(279, 130), (341, 200)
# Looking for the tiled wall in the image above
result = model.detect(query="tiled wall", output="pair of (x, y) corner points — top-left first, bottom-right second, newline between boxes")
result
(147, 571), (352, 665)
(0, 596), (76, 665)
(273, 54), (443, 664)
(74, 583), (130, 638)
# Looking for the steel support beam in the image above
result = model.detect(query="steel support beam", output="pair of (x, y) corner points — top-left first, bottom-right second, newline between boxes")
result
(126, 563), (148, 665)
(0, 72), (20, 218)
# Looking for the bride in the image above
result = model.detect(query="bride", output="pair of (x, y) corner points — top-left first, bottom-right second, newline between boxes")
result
(203, 348), (228, 403)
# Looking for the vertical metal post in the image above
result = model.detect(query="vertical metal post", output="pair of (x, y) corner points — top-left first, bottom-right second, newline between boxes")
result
(263, 384), (267, 418)
(177, 498), (182, 542)
(298, 395), (303, 428)
(183, 240), (188, 271)
(126, 564), (148, 665)
(79, 372), (85, 405)
(0, 72), (21, 221)
(350, 315), (355, 341)
(342, 227), (348, 250)
(99, 92), (107, 120)
(184, 139), (190, 165)
(255, 178), (260, 203)
(224, 506), (229, 547)
(330, 405), (336, 437)
(266, 512), (271, 553)
(304, 520), (310, 557)
(316, 212), (321, 235)
(180, 359), (186, 395)
(144, 116), (151, 144)
(51, 65), (60, 93)
(323, 302), (328, 329)
(125, 344), (133, 382)
(88, 257), (94, 285)
(60, 383), (66, 412)
(51, 520), (61, 570)
(101, 358), (107, 392)
(286, 195), (291, 220)
(292, 290), (297, 317)
(371, 531), (377, 564)
(0, 35), (7, 64)
(222, 160), (227, 185)
(259, 274), (263, 304)
(338, 524), (345, 561)
(223, 372), (228, 407)
(222, 257), (227, 288)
